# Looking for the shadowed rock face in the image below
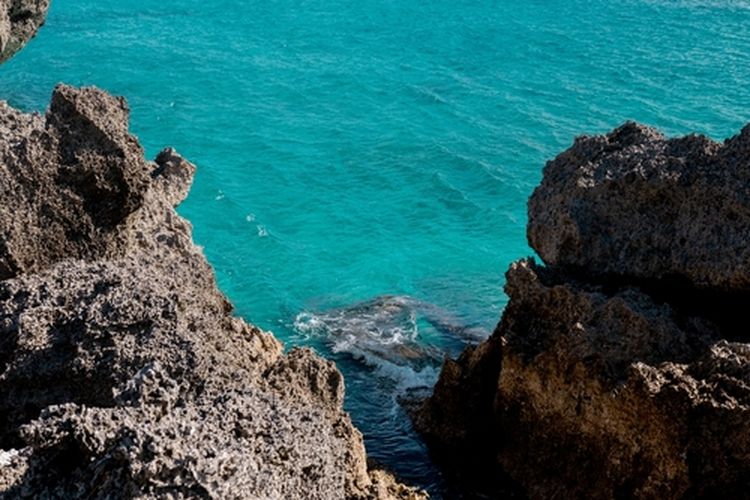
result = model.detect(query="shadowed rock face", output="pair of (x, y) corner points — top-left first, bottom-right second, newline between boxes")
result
(0, 85), (151, 280)
(0, 0), (49, 63)
(416, 124), (750, 498)
(0, 85), (424, 499)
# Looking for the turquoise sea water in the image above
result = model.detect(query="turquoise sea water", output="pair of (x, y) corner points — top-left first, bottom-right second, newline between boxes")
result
(2, 0), (750, 494)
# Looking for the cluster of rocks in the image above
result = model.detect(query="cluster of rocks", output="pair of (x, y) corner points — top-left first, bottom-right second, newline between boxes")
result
(0, 5), (422, 499)
(416, 122), (750, 498)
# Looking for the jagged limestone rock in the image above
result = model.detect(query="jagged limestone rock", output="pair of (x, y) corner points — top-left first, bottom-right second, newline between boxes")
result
(0, 85), (424, 499)
(528, 122), (750, 291)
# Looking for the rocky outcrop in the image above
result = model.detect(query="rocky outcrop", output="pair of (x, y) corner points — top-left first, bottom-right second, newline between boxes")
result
(528, 122), (750, 291)
(416, 123), (750, 498)
(0, 0), (48, 63)
(0, 85), (423, 498)
(0, 7), (426, 498)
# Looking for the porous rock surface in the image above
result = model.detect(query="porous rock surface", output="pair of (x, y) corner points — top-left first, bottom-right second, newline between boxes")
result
(416, 123), (750, 498)
(528, 122), (750, 291)
(0, 0), (49, 63)
(0, 84), (424, 499)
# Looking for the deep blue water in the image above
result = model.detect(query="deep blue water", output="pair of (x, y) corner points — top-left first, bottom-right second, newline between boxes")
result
(2, 0), (750, 495)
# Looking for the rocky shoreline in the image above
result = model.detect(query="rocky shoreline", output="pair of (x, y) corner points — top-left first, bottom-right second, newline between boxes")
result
(0, 3), (421, 498)
(416, 122), (750, 498)
(3, 1), (749, 498)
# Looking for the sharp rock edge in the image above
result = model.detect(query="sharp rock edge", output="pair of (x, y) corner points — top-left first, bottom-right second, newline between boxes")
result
(0, 12), (426, 497)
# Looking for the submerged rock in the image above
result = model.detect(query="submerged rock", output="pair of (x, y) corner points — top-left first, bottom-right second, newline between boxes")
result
(0, 0), (49, 63)
(294, 295), (487, 371)
(416, 124), (750, 498)
(0, 85), (424, 499)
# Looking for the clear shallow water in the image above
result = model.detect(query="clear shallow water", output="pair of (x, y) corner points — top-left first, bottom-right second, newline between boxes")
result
(2, 0), (750, 495)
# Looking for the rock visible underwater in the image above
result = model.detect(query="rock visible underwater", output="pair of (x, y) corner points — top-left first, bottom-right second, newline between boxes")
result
(416, 123), (750, 498)
(294, 295), (487, 373)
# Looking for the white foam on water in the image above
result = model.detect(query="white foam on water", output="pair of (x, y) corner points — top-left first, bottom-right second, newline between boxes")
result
(293, 311), (327, 338)
(292, 298), (443, 392)
(0, 449), (19, 467)
(351, 347), (441, 391)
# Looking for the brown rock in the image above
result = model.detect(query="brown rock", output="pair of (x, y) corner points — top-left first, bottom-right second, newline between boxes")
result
(0, 86), (424, 499)
(0, 0), (49, 63)
(417, 124), (750, 498)
(528, 122), (750, 291)
(0, 85), (151, 280)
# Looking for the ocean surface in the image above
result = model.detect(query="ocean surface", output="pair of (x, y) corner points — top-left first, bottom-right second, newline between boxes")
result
(2, 0), (750, 495)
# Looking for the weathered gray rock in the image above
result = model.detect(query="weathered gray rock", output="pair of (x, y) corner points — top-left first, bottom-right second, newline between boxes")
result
(528, 122), (750, 291)
(0, 85), (152, 280)
(0, 0), (49, 63)
(0, 85), (424, 499)
(417, 124), (750, 498)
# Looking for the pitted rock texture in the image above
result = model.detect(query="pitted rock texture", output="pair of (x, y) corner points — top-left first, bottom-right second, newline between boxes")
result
(528, 122), (750, 291)
(0, 0), (48, 63)
(0, 85), (152, 280)
(417, 124), (750, 498)
(0, 86), (424, 499)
